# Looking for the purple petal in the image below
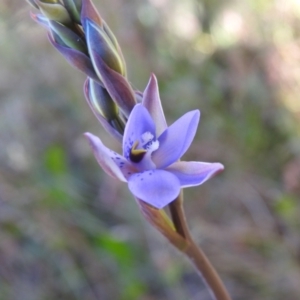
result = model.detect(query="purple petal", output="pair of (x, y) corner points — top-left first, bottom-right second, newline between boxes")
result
(88, 49), (136, 117)
(123, 104), (156, 159)
(142, 74), (167, 136)
(152, 110), (200, 169)
(84, 133), (135, 181)
(166, 161), (224, 187)
(48, 33), (100, 83)
(84, 79), (122, 142)
(128, 170), (180, 209)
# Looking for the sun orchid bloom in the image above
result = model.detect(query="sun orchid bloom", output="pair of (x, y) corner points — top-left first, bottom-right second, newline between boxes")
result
(85, 75), (224, 209)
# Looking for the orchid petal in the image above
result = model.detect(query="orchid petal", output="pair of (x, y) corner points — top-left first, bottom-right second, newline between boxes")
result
(142, 74), (167, 136)
(84, 133), (135, 182)
(123, 104), (156, 159)
(152, 110), (200, 169)
(128, 170), (180, 209)
(167, 161), (224, 188)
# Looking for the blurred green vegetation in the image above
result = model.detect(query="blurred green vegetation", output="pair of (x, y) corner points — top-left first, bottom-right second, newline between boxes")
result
(1, 0), (300, 299)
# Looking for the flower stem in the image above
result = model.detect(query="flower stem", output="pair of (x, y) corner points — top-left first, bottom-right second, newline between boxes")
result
(169, 192), (231, 300)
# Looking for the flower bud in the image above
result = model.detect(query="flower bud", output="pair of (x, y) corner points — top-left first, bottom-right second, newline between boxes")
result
(26, 0), (40, 9)
(36, 0), (72, 25)
(84, 79), (124, 139)
(87, 78), (119, 121)
(48, 34), (100, 83)
(48, 20), (87, 54)
(88, 49), (136, 117)
(102, 20), (126, 77)
(31, 12), (49, 28)
(81, 0), (103, 28)
(86, 19), (126, 78)
(62, 0), (82, 24)
(40, 0), (59, 3)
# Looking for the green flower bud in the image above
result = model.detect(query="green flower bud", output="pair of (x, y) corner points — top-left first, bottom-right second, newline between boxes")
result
(26, 0), (40, 9)
(102, 20), (127, 77)
(49, 21), (87, 54)
(62, 0), (82, 24)
(36, 0), (72, 25)
(86, 19), (126, 78)
(84, 79), (125, 135)
(89, 79), (119, 120)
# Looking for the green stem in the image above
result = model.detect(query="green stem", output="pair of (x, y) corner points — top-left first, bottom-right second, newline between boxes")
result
(169, 192), (231, 300)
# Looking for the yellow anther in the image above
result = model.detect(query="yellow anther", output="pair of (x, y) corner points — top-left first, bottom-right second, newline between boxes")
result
(130, 141), (146, 163)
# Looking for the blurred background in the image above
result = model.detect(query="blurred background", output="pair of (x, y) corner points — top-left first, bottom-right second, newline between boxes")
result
(1, 0), (300, 299)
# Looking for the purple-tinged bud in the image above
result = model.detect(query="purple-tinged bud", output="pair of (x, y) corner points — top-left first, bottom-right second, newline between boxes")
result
(26, 0), (40, 9)
(89, 49), (136, 117)
(86, 19), (126, 77)
(36, 0), (72, 25)
(87, 78), (119, 121)
(31, 12), (49, 28)
(84, 79), (123, 141)
(81, 0), (102, 30)
(62, 0), (82, 24)
(48, 20), (87, 54)
(135, 91), (143, 103)
(102, 20), (127, 77)
(48, 33), (100, 83)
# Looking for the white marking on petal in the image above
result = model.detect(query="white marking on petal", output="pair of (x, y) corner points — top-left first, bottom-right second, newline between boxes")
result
(141, 132), (154, 144)
(141, 131), (159, 152)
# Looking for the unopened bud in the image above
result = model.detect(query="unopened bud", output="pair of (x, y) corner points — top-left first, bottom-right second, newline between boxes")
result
(26, 0), (40, 9)
(49, 21), (87, 54)
(87, 49), (136, 117)
(84, 79), (124, 138)
(31, 12), (49, 28)
(102, 20), (126, 77)
(88, 79), (119, 121)
(36, 0), (72, 25)
(86, 19), (126, 78)
(40, 0), (59, 3)
(81, 0), (102, 28)
(62, 0), (82, 24)
(48, 34), (100, 83)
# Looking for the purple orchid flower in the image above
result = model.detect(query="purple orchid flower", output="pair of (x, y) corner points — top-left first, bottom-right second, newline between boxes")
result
(85, 75), (224, 209)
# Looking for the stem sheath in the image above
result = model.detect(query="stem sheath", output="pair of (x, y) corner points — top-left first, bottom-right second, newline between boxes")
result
(169, 193), (231, 300)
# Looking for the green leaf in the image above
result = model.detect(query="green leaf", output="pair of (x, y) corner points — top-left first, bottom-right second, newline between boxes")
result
(44, 145), (67, 175)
